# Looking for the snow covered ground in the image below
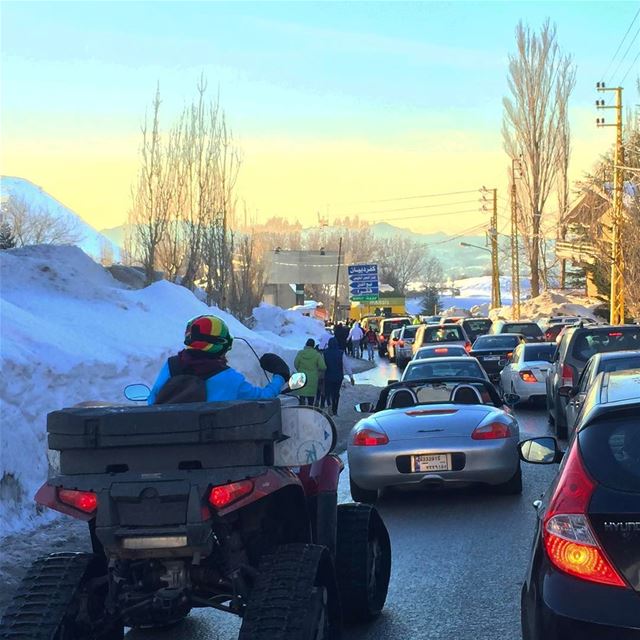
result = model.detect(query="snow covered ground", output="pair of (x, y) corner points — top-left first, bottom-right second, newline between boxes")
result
(0, 245), (329, 534)
(1, 176), (121, 263)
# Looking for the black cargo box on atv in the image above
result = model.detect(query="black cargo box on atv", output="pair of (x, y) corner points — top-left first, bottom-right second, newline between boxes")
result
(47, 400), (282, 475)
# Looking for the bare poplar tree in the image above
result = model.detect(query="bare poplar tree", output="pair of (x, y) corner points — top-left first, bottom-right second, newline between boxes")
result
(503, 19), (576, 297)
(128, 85), (173, 284)
(1, 195), (82, 246)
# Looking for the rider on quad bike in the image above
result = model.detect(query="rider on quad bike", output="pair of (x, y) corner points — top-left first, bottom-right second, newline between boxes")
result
(148, 314), (290, 404)
(0, 316), (391, 640)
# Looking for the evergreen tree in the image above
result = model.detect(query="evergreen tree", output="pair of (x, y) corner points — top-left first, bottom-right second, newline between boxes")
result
(0, 222), (16, 250)
(421, 285), (440, 316)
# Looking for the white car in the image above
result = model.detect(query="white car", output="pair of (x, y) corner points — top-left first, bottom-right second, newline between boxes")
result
(402, 356), (489, 382)
(499, 342), (556, 402)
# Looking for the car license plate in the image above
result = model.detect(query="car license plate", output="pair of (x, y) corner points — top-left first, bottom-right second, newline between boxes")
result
(483, 356), (500, 361)
(412, 454), (451, 472)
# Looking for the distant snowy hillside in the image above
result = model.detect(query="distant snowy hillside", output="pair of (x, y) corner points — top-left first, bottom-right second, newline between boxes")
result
(0, 176), (121, 262)
(0, 245), (324, 534)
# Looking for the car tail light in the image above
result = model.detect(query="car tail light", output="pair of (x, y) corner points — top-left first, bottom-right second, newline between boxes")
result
(353, 427), (389, 446)
(435, 348), (448, 354)
(545, 330), (553, 341)
(208, 480), (254, 509)
(561, 363), (574, 386)
(608, 332), (623, 337)
(464, 341), (472, 353)
(471, 422), (511, 440)
(519, 370), (537, 383)
(58, 489), (98, 514)
(542, 443), (626, 588)
(398, 340), (405, 347)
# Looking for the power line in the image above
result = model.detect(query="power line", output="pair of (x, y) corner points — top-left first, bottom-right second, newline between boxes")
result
(610, 25), (640, 83)
(603, 5), (640, 82)
(337, 198), (479, 218)
(330, 188), (479, 207)
(620, 49), (640, 84)
(370, 208), (481, 223)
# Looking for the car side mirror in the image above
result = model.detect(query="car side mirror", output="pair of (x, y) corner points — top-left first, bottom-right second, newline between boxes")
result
(503, 392), (520, 406)
(289, 372), (307, 390)
(124, 383), (151, 402)
(519, 437), (564, 464)
(558, 385), (575, 398)
(354, 402), (375, 413)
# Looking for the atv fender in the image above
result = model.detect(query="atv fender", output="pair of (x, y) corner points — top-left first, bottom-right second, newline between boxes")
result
(297, 454), (343, 495)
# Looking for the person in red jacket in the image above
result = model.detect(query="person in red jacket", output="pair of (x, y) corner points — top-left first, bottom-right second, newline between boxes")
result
(365, 327), (378, 362)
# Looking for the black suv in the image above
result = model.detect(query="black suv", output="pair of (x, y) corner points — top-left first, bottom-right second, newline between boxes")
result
(546, 324), (640, 438)
(520, 369), (640, 639)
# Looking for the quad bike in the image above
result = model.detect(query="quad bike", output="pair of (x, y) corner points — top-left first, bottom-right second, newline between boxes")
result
(0, 376), (391, 639)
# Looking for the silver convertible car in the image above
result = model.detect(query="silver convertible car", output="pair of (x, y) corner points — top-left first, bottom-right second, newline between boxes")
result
(348, 377), (522, 503)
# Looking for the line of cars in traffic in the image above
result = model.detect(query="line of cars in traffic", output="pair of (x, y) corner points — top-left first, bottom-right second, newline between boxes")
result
(352, 312), (640, 639)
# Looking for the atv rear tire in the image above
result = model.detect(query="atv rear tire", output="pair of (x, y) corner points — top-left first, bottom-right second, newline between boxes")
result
(335, 504), (391, 624)
(239, 543), (341, 640)
(349, 475), (378, 504)
(0, 552), (123, 640)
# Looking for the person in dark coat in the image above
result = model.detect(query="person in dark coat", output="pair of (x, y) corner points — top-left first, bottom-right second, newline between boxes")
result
(323, 337), (354, 416)
(333, 323), (349, 350)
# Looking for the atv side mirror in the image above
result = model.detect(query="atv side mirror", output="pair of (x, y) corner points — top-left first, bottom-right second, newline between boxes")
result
(124, 383), (151, 402)
(288, 372), (307, 390)
(354, 402), (375, 413)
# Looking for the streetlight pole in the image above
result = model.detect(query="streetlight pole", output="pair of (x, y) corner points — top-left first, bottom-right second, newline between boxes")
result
(332, 236), (343, 324)
(480, 187), (501, 309)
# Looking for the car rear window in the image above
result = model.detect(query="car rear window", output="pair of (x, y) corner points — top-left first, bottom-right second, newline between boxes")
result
(473, 335), (519, 349)
(463, 319), (492, 334)
(571, 329), (640, 363)
(579, 412), (640, 492)
(504, 323), (543, 338)
(422, 326), (465, 343)
(404, 360), (483, 381)
(402, 326), (418, 339)
(416, 346), (467, 358)
(523, 345), (556, 362)
(600, 356), (640, 374)
(381, 318), (410, 335)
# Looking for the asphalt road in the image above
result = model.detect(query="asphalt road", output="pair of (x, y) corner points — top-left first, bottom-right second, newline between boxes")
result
(127, 357), (559, 640)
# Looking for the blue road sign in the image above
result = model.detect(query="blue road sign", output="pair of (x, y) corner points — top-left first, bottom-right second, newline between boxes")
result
(348, 264), (379, 302)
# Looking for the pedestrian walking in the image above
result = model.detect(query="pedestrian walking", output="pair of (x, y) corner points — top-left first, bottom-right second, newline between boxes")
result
(365, 327), (378, 361)
(323, 337), (354, 416)
(348, 321), (365, 359)
(293, 338), (326, 405)
(334, 322), (349, 350)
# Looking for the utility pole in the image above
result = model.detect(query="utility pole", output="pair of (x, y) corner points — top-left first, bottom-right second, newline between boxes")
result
(481, 187), (501, 309)
(510, 159), (522, 320)
(332, 236), (343, 323)
(596, 83), (625, 325)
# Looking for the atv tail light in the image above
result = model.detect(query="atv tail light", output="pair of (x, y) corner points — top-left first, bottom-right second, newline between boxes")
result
(58, 489), (98, 514)
(519, 370), (537, 383)
(471, 422), (511, 440)
(353, 427), (389, 446)
(208, 480), (254, 509)
(543, 443), (627, 588)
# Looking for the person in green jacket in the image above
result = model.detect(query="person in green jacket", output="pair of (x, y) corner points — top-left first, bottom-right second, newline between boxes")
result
(294, 338), (327, 405)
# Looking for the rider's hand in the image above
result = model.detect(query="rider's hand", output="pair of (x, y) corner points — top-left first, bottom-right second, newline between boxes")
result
(259, 353), (291, 380)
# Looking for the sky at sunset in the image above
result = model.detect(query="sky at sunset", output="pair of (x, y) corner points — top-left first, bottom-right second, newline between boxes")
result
(1, 1), (639, 234)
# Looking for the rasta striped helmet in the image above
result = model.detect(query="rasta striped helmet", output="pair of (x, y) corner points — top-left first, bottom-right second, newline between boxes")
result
(184, 315), (233, 355)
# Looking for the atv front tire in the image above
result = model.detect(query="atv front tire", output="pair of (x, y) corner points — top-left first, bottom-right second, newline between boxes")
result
(0, 552), (123, 640)
(239, 543), (341, 640)
(335, 503), (391, 623)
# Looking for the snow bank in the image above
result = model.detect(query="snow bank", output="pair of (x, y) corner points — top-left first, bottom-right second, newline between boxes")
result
(490, 290), (602, 322)
(0, 246), (300, 534)
(252, 303), (326, 350)
(0, 176), (121, 262)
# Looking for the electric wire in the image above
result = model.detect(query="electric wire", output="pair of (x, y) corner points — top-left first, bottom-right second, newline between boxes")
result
(610, 25), (640, 84)
(368, 208), (481, 222)
(338, 198), (479, 217)
(620, 49), (640, 84)
(602, 6), (640, 82)
(333, 188), (480, 207)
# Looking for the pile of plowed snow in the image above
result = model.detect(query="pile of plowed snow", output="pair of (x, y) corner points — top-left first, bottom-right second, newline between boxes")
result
(0, 245), (324, 533)
(491, 290), (602, 322)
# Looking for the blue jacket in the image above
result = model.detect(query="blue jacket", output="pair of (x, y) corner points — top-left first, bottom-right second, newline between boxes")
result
(147, 362), (284, 405)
